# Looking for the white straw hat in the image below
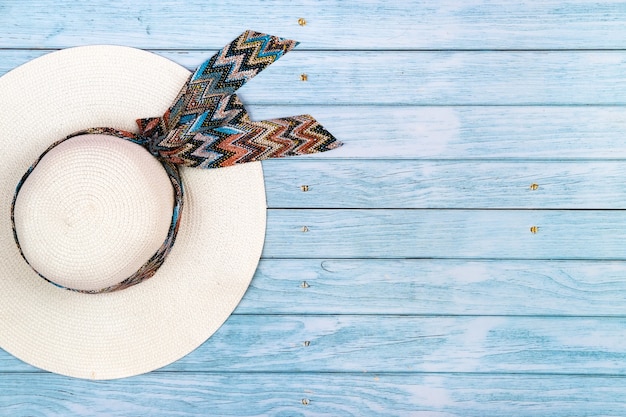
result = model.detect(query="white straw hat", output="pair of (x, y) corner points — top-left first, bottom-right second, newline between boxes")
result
(0, 32), (340, 379)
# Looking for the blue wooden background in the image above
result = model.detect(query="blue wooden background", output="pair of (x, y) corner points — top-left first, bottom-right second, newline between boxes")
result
(2, 0), (626, 415)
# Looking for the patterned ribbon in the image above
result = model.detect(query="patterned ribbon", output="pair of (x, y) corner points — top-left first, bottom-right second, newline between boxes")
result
(138, 29), (341, 168)
(12, 31), (342, 293)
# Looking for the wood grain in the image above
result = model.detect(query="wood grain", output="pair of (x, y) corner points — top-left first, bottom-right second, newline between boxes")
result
(264, 209), (626, 259)
(122, 50), (626, 106)
(1, 99), (626, 160)
(2, 0), (626, 50)
(252, 105), (626, 160)
(239, 259), (626, 316)
(132, 315), (626, 374)
(3, 315), (626, 374)
(2, 1), (626, 414)
(3, 51), (626, 105)
(264, 160), (626, 209)
(4, 372), (626, 417)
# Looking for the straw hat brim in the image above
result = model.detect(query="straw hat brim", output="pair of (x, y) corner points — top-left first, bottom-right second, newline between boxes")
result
(0, 46), (266, 379)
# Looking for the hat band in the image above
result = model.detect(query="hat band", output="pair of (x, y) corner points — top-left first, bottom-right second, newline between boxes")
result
(11, 128), (184, 294)
(10, 30), (342, 294)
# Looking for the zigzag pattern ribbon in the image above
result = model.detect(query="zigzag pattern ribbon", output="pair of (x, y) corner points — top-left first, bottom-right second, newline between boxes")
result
(137, 30), (342, 168)
(12, 31), (342, 294)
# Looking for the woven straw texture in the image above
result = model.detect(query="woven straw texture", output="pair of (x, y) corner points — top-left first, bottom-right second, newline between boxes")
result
(0, 46), (267, 379)
(13, 134), (175, 291)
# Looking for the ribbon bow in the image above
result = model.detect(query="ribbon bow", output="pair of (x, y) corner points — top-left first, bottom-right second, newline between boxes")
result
(136, 30), (341, 168)
(13, 31), (341, 294)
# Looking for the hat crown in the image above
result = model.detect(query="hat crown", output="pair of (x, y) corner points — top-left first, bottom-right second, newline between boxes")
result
(12, 134), (174, 292)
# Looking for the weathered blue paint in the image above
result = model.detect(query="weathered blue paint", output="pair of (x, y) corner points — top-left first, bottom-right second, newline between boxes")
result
(1, 0), (626, 415)
(263, 160), (626, 208)
(5, 51), (626, 105)
(2, 0), (626, 50)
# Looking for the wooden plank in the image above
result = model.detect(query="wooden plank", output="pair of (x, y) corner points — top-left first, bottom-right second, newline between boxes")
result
(239, 259), (626, 316)
(264, 160), (626, 209)
(158, 50), (626, 106)
(4, 372), (626, 417)
(253, 105), (626, 160)
(2, 372), (626, 417)
(264, 209), (626, 259)
(3, 0), (626, 50)
(1, 88), (626, 159)
(3, 316), (626, 374)
(4, 50), (626, 105)
(3, 3), (626, 415)
(169, 315), (626, 374)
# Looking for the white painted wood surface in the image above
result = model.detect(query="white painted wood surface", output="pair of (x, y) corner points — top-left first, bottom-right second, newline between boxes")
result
(2, 0), (626, 415)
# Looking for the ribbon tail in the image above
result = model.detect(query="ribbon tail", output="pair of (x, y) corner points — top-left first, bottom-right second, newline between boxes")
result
(136, 33), (344, 168)
(164, 114), (342, 169)
(193, 30), (299, 96)
(159, 30), (299, 132)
